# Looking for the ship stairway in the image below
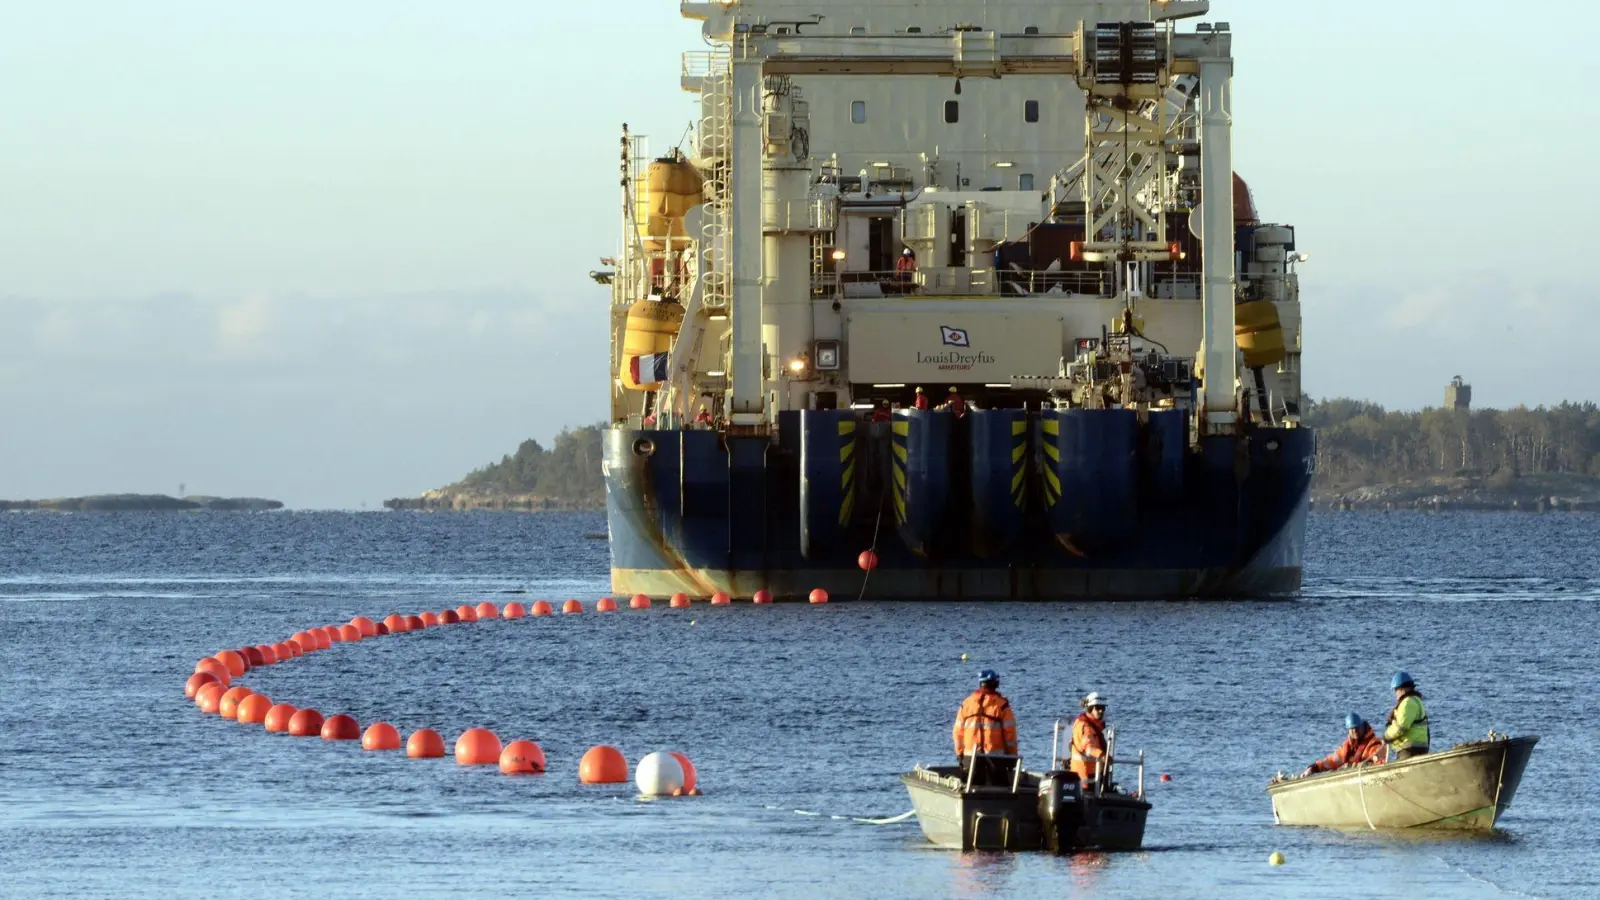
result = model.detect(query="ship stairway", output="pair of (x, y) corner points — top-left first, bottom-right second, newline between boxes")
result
(693, 48), (733, 315)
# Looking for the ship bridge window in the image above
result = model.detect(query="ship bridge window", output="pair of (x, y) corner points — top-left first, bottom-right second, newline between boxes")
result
(944, 100), (959, 123)
(1018, 173), (1034, 191)
(906, 27), (921, 33)
(1024, 100), (1039, 123)
(850, 26), (866, 35)
(851, 100), (867, 124)
(1024, 26), (1039, 35)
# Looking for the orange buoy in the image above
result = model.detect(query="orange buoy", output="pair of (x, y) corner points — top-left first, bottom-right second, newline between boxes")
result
(218, 686), (253, 720)
(809, 588), (829, 604)
(455, 605), (478, 622)
(242, 646), (267, 668)
(455, 728), (503, 765)
(419, 611), (440, 627)
(406, 728), (446, 759)
(264, 703), (298, 733)
(670, 592), (690, 608)
(214, 649), (247, 678)
(272, 641), (296, 661)
(311, 629), (332, 650)
(236, 693), (273, 725)
(858, 549), (879, 571)
(338, 623), (362, 643)
(362, 722), (402, 751)
(753, 589), (773, 604)
(288, 708), (325, 737)
(258, 644), (281, 665)
(382, 614), (408, 634)
(499, 739), (546, 774)
(323, 624), (345, 643)
(351, 615), (378, 637)
(562, 599), (583, 614)
(579, 745), (629, 784)
(1161, 773), (1172, 782)
(404, 614), (426, 631)
(668, 751), (698, 793)
(710, 592), (731, 606)
(185, 672), (219, 699)
(475, 601), (499, 619)
(286, 639), (306, 658)
(439, 609), (460, 625)
(291, 631), (318, 652)
(502, 602), (527, 619)
(194, 657), (231, 686)
(532, 600), (553, 616)
(195, 682), (226, 714)
(630, 594), (651, 609)
(375, 621), (390, 636)
(596, 597), (618, 612)
(321, 714), (361, 741)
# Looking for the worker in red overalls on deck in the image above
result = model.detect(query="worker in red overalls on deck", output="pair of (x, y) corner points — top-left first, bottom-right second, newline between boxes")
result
(941, 386), (967, 417)
(913, 386), (930, 410)
(870, 400), (892, 423)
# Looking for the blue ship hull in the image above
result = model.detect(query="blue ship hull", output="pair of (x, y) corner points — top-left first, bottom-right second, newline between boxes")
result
(604, 410), (1313, 600)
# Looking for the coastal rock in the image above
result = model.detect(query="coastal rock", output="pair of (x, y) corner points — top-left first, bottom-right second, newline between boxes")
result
(0, 494), (284, 512)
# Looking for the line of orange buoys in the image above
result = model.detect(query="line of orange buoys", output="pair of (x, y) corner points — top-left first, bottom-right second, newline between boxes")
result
(182, 590), (826, 793)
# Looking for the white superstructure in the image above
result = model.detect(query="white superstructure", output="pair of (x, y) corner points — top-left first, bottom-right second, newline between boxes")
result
(602, 0), (1305, 436)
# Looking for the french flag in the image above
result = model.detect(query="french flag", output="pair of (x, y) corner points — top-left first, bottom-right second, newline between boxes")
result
(629, 352), (669, 386)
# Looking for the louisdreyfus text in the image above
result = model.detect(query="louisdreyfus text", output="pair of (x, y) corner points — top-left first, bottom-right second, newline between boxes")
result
(916, 350), (997, 370)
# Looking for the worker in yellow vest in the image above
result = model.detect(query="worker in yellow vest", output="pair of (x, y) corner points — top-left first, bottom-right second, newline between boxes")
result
(1383, 671), (1430, 760)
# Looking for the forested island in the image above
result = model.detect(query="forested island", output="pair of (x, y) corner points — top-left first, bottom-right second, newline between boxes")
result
(385, 400), (1600, 512)
(0, 494), (283, 512)
(384, 425), (605, 511)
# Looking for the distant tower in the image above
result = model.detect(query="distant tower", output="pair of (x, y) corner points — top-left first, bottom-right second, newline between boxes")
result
(1445, 376), (1471, 411)
(178, 482), (186, 499)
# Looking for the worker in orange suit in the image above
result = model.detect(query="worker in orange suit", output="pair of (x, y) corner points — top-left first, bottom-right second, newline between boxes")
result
(1302, 713), (1386, 777)
(1070, 692), (1110, 787)
(953, 669), (1018, 781)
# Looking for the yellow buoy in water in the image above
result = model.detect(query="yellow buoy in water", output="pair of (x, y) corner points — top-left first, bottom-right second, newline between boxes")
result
(1268, 851), (1285, 866)
(960, 653), (969, 661)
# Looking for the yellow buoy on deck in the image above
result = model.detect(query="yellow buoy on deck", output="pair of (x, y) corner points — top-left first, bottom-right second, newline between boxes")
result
(638, 156), (702, 252)
(618, 298), (684, 391)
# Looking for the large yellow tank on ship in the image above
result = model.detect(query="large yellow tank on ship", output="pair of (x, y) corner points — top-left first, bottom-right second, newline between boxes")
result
(618, 298), (685, 391)
(1234, 300), (1287, 369)
(639, 157), (702, 252)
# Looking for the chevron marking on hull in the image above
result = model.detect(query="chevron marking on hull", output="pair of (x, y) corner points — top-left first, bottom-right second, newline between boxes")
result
(1010, 416), (1028, 508)
(1045, 467), (1062, 507)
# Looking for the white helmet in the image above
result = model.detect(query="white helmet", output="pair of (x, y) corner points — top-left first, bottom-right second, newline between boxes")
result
(1082, 692), (1108, 710)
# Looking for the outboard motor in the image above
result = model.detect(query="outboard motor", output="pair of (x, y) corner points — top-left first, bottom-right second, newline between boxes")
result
(1036, 770), (1084, 853)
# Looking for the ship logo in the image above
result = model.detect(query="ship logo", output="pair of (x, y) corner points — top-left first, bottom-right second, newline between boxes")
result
(940, 325), (970, 347)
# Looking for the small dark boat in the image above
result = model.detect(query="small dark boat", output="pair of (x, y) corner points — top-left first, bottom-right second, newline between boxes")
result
(900, 722), (1151, 852)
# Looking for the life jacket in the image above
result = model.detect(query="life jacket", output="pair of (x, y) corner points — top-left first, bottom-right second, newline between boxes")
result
(1311, 725), (1386, 773)
(1069, 713), (1107, 782)
(896, 255), (917, 273)
(1384, 690), (1430, 753)
(952, 688), (1018, 757)
(913, 393), (930, 410)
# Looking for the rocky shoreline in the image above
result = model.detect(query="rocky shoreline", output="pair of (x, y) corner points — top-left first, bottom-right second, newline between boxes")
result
(382, 490), (599, 512)
(1312, 473), (1600, 512)
(0, 494), (284, 512)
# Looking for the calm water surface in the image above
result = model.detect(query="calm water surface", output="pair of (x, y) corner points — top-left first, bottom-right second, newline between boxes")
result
(0, 511), (1595, 899)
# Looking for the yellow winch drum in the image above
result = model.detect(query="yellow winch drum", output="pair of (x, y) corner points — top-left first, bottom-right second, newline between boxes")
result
(1234, 299), (1286, 369)
(618, 298), (685, 391)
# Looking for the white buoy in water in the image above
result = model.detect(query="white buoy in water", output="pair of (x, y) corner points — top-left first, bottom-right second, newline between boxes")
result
(636, 751), (686, 797)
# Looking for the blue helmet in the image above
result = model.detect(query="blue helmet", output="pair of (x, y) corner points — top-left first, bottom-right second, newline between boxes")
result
(1344, 712), (1366, 730)
(978, 669), (1000, 685)
(1391, 671), (1415, 691)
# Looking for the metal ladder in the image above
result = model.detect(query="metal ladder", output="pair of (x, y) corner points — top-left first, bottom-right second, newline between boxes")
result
(694, 48), (732, 315)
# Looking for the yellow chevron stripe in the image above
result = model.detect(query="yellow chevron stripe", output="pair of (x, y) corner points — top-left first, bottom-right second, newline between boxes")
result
(842, 459), (855, 487)
(839, 492), (855, 526)
(1044, 443), (1060, 462)
(1046, 468), (1061, 496)
(894, 491), (907, 524)
(1011, 468), (1025, 494)
(1043, 419), (1059, 436)
(837, 420), (856, 436)
(840, 441), (854, 462)
(892, 420), (910, 436)
(892, 442), (908, 463)
(893, 465), (907, 490)
(1011, 420), (1027, 436)
(1012, 443), (1026, 463)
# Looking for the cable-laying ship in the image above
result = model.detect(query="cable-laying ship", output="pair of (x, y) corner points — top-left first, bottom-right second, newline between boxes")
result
(594, 0), (1314, 599)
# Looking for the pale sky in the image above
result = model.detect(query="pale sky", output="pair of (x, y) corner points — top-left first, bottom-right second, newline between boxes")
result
(2, 1), (1594, 507)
